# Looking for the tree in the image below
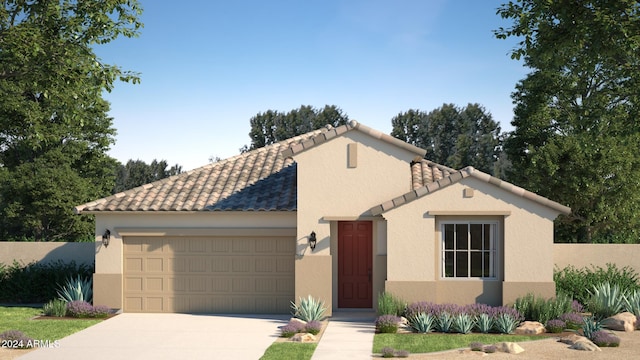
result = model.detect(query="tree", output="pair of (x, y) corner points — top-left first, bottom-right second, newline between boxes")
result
(247, 105), (349, 150)
(0, 1), (143, 241)
(113, 159), (182, 193)
(496, 0), (640, 243)
(391, 103), (503, 175)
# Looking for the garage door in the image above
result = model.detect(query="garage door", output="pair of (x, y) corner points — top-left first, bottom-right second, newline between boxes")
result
(123, 235), (294, 313)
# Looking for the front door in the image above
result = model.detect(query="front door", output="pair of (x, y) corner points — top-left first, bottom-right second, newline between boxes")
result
(338, 221), (372, 308)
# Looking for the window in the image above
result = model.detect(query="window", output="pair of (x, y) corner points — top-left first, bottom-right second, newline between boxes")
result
(442, 222), (497, 279)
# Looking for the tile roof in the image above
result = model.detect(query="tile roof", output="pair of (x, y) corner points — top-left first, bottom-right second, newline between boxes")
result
(410, 158), (457, 189)
(281, 120), (426, 158)
(370, 166), (572, 216)
(74, 129), (325, 213)
(75, 120), (425, 214)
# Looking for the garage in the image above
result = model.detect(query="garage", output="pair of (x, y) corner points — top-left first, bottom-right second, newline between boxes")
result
(122, 234), (295, 313)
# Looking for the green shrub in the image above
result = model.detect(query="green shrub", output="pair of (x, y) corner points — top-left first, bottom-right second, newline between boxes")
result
(554, 264), (640, 305)
(513, 293), (573, 324)
(587, 282), (626, 319)
(380, 346), (395, 358)
(376, 315), (400, 333)
(0, 260), (93, 303)
(291, 295), (327, 322)
(377, 291), (406, 316)
(591, 330), (620, 347)
(0, 330), (34, 349)
(57, 275), (93, 303)
(42, 299), (67, 317)
(545, 319), (565, 333)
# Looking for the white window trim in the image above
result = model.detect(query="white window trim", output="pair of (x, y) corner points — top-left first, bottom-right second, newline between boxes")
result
(440, 221), (500, 280)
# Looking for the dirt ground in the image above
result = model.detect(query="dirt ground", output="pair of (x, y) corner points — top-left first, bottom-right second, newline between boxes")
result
(399, 330), (640, 360)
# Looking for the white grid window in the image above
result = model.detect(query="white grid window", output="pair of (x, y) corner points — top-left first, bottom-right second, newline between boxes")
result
(442, 222), (497, 279)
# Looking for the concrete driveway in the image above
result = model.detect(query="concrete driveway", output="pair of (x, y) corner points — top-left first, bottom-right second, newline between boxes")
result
(17, 313), (289, 360)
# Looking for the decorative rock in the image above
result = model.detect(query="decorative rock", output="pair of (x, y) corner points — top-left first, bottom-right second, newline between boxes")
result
(290, 333), (316, 342)
(496, 342), (525, 354)
(289, 318), (307, 328)
(569, 340), (601, 352)
(558, 334), (590, 345)
(603, 312), (637, 332)
(456, 349), (488, 357)
(515, 321), (546, 335)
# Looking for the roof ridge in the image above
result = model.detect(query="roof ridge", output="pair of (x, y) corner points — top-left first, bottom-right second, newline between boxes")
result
(415, 158), (458, 173)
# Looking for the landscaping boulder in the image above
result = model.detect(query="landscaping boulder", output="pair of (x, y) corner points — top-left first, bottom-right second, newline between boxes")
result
(290, 333), (316, 343)
(559, 334), (601, 352)
(558, 334), (589, 345)
(602, 312), (637, 332)
(570, 340), (601, 352)
(289, 317), (307, 328)
(515, 321), (545, 335)
(496, 342), (524, 354)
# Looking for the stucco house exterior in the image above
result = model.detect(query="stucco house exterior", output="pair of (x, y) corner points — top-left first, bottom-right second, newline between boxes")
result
(75, 121), (570, 315)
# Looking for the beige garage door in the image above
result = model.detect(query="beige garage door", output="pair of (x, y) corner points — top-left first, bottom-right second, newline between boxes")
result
(123, 235), (294, 313)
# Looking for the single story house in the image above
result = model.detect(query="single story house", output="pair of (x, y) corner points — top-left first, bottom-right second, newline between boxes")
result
(75, 121), (570, 315)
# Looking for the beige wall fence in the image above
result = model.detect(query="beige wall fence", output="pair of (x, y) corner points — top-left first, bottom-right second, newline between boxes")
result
(0, 242), (94, 267)
(554, 244), (640, 277)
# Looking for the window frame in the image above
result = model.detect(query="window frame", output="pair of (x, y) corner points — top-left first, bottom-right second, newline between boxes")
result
(440, 220), (499, 280)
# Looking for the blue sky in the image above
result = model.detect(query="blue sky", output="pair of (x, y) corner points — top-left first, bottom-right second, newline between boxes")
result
(96, 0), (526, 171)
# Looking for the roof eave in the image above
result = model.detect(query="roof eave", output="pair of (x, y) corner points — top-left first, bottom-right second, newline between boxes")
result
(370, 167), (572, 216)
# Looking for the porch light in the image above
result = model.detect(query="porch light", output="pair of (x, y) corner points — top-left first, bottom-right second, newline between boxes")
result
(102, 229), (111, 248)
(309, 231), (317, 251)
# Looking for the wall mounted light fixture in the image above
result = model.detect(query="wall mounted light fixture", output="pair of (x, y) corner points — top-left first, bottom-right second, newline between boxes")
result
(309, 231), (317, 251)
(102, 229), (111, 248)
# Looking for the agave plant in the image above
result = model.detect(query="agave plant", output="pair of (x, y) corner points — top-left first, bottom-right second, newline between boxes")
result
(452, 313), (474, 334)
(494, 313), (520, 334)
(290, 295), (327, 322)
(581, 316), (604, 341)
(587, 282), (626, 319)
(57, 275), (93, 303)
(408, 312), (435, 333)
(435, 311), (453, 333)
(475, 313), (494, 333)
(623, 289), (640, 317)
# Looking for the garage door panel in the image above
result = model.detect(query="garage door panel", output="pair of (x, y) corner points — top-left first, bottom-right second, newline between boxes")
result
(211, 258), (231, 272)
(189, 257), (207, 272)
(123, 235), (294, 313)
(125, 258), (143, 272)
(125, 277), (143, 291)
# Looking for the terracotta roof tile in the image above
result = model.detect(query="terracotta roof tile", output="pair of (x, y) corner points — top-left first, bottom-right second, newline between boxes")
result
(74, 129), (322, 213)
(370, 166), (571, 216)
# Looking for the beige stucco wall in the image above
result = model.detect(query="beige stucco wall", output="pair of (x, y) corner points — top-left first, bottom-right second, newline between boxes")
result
(0, 242), (94, 266)
(554, 244), (640, 276)
(293, 130), (418, 310)
(382, 176), (561, 306)
(93, 211), (296, 309)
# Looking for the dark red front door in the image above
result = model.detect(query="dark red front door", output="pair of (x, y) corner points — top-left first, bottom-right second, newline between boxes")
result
(338, 221), (372, 308)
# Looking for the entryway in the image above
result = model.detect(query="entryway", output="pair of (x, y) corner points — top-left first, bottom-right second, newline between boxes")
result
(337, 221), (372, 308)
